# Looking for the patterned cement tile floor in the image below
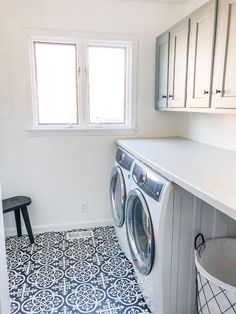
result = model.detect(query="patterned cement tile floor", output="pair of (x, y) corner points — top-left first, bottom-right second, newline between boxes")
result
(5, 226), (151, 314)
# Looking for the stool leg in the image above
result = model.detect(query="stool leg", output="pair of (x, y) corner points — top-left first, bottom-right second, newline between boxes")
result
(14, 209), (22, 237)
(21, 206), (34, 244)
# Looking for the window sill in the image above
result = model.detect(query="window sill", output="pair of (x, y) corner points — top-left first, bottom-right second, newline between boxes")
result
(27, 126), (137, 136)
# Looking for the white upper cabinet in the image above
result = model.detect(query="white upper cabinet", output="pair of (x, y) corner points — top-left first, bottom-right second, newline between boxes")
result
(155, 32), (170, 109)
(212, 0), (236, 109)
(168, 19), (190, 108)
(187, 1), (217, 108)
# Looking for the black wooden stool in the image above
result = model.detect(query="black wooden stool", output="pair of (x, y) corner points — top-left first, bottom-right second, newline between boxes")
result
(2, 196), (34, 244)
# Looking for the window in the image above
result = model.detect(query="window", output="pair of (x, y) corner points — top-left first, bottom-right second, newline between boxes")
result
(34, 42), (78, 125)
(29, 34), (136, 131)
(88, 46), (126, 124)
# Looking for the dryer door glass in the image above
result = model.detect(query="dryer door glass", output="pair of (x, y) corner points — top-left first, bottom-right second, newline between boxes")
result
(126, 189), (154, 275)
(110, 166), (126, 227)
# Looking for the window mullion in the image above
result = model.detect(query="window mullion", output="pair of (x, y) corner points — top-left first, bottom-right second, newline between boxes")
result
(80, 40), (89, 129)
(75, 43), (79, 125)
(76, 42), (82, 126)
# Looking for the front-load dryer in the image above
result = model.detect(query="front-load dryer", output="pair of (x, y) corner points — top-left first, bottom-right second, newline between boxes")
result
(110, 147), (134, 260)
(126, 160), (174, 314)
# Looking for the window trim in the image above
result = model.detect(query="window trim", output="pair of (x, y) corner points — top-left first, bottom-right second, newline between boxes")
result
(27, 30), (137, 133)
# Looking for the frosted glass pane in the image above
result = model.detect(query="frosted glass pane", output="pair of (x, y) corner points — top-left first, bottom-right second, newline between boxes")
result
(88, 46), (126, 124)
(34, 42), (77, 124)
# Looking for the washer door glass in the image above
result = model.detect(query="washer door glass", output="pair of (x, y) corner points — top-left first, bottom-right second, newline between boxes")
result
(126, 189), (154, 275)
(110, 166), (126, 227)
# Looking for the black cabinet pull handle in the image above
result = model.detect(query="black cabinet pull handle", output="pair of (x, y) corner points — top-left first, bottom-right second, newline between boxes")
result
(216, 89), (221, 94)
(162, 95), (167, 99)
(168, 94), (173, 98)
(204, 90), (209, 95)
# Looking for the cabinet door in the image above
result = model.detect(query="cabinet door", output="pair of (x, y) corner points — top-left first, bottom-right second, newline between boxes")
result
(168, 19), (190, 108)
(212, 0), (236, 109)
(187, 1), (217, 108)
(155, 32), (170, 109)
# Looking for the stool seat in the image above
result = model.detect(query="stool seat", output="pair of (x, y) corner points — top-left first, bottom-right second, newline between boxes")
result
(3, 196), (31, 213)
(2, 196), (34, 244)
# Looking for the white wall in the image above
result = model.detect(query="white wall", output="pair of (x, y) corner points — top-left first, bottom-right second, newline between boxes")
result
(177, 113), (236, 152)
(0, 0), (189, 234)
(0, 185), (11, 314)
(184, 0), (208, 14)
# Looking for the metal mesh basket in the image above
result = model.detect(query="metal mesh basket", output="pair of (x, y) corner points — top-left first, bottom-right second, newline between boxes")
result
(195, 234), (236, 314)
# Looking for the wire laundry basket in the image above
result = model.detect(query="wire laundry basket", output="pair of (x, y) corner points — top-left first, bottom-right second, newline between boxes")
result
(194, 233), (236, 314)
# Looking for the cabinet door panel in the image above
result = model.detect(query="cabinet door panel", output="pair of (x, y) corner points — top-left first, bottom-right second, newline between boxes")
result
(212, 0), (236, 108)
(168, 20), (190, 108)
(155, 33), (170, 109)
(187, 1), (217, 108)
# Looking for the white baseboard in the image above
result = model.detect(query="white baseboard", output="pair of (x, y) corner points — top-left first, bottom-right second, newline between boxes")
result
(4, 219), (114, 237)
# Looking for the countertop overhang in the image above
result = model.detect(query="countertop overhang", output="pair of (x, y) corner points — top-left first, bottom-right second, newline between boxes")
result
(117, 137), (236, 220)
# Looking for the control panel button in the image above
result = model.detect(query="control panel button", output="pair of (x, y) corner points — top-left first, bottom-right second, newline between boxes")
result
(139, 171), (147, 185)
(120, 152), (126, 162)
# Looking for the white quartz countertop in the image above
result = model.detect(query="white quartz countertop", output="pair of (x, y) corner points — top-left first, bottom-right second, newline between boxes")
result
(117, 137), (236, 220)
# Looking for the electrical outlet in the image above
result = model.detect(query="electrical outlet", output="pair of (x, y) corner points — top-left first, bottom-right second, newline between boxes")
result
(81, 202), (88, 214)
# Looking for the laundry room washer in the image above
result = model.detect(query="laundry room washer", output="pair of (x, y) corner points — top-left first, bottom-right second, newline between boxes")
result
(126, 160), (174, 314)
(110, 147), (134, 260)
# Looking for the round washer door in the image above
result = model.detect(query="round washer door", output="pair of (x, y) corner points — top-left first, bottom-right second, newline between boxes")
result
(110, 166), (126, 227)
(126, 189), (154, 275)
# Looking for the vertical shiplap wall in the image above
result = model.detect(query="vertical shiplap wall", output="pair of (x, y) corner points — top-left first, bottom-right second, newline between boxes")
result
(171, 185), (236, 314)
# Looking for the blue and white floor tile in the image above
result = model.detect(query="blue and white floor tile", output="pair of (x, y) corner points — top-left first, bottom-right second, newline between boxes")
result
(6, 226), (151, 314)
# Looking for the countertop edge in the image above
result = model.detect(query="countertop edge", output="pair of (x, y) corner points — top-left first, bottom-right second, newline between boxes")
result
(117, 139), (236, 221)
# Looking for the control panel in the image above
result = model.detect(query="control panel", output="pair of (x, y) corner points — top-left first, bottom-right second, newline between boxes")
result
(132, 163), (164, 201)
(116, 148), (134, 171)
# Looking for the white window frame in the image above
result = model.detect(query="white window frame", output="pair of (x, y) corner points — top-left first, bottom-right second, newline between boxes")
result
(27, 30), (137, 134)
